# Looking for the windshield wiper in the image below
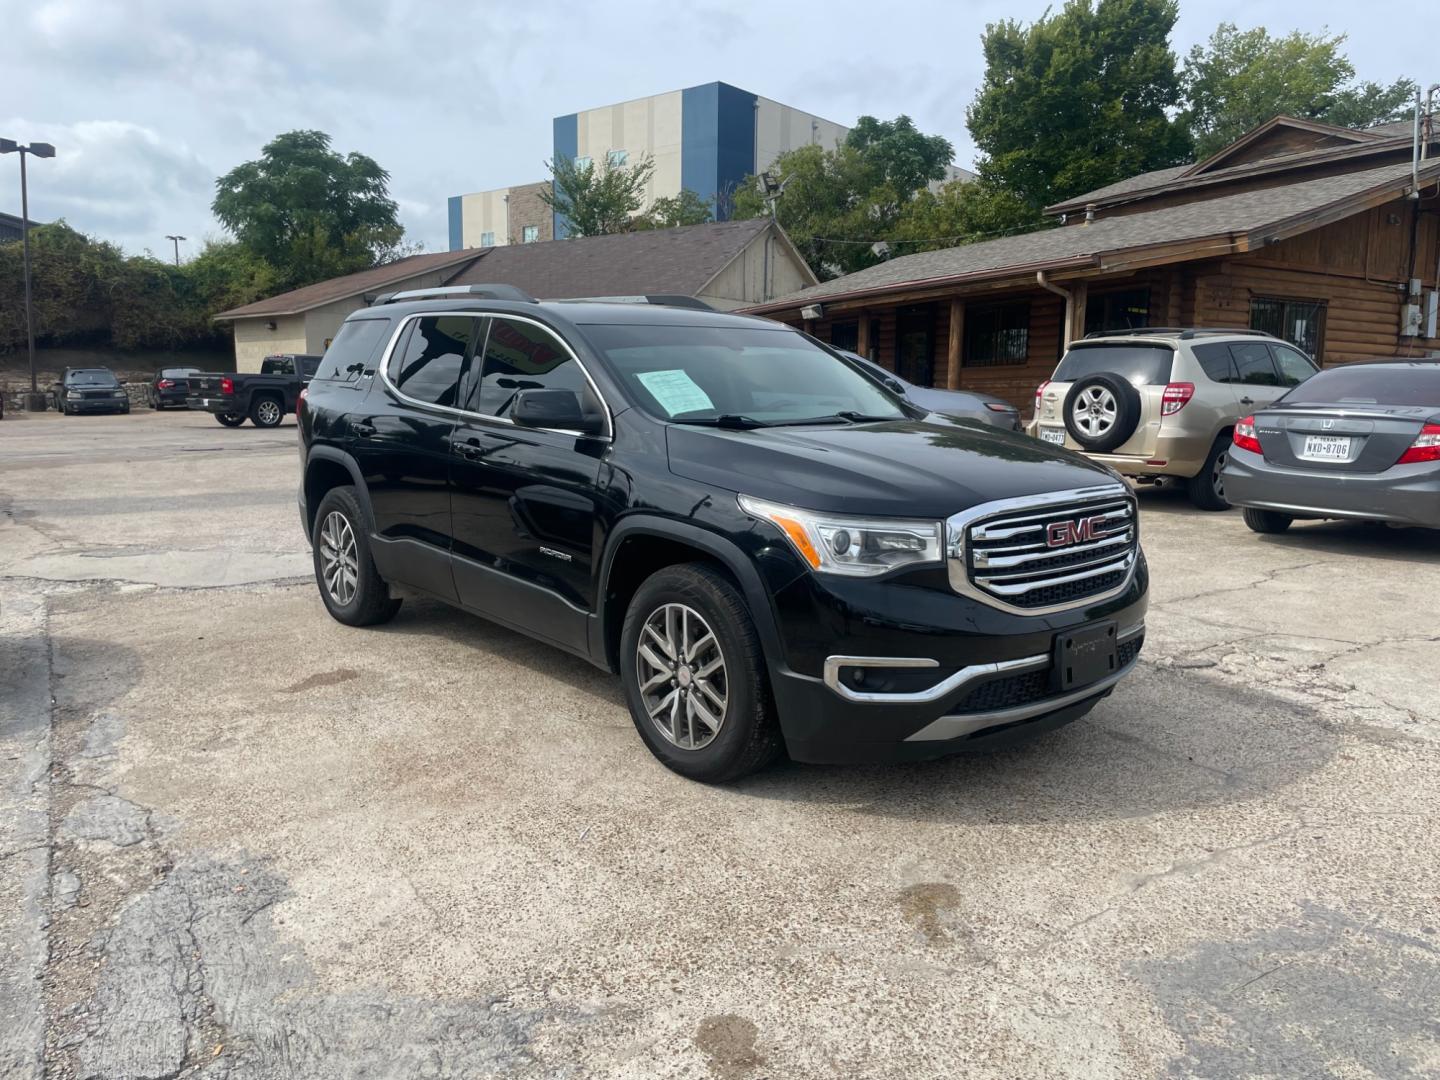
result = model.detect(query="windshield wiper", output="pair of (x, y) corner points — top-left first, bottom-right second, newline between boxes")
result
(669, 414), (770, 429)
(770, 411), (900, 426)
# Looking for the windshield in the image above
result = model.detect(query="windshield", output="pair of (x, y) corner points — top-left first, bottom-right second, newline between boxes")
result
(583, 324), (908, 425)
(1279, 366), (1440, 408)
(1053, 344), (1174, 387)
(66, 370), (118, 386)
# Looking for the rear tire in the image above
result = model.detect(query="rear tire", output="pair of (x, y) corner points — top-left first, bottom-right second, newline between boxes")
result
(1063, 374), (1142, 452)
(250, 395), (284, 428)
(311, 486), (402, 627)
(1243, 507), (1293, 534)
(620, 563), (783, 783)
(215, 412), (245, 427)
(1187, 436), (1233, 511)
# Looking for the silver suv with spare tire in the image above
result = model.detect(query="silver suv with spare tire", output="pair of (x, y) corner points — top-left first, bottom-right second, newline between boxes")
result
(1029, 329), (1319, 510)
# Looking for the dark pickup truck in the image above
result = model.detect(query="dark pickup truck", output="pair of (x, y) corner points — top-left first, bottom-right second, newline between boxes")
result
(187, 353), (320, 427)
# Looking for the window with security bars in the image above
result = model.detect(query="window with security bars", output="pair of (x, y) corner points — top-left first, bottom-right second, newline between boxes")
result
(964, 302), (1031, 366)
(1251, 297), (1325, 359)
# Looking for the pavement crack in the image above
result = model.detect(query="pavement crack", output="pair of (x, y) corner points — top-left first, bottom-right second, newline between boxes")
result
(1154, 560), (1325, 606)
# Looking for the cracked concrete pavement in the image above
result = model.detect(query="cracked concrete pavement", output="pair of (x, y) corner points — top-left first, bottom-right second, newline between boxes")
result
(2, 407), (1439, 1078)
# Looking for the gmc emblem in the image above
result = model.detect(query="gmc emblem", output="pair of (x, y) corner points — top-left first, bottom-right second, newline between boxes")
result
(1046, 515), (1109, 548)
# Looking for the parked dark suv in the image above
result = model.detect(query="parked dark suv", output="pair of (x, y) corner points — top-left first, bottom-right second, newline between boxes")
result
(299, 285), (1149, 781)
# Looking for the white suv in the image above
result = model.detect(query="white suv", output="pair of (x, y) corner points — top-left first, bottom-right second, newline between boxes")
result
(1029, 329), (1319, 510)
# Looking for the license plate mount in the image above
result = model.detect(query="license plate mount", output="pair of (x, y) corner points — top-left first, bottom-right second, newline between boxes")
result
(1055, 621), (1119, 691)
(1039, 428), (1066, 446)
(1300, 434), (1351, 461)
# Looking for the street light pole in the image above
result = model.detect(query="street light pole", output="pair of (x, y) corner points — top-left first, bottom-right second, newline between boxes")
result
(165, 234), (186, 266)
(2, 137), (56, 406)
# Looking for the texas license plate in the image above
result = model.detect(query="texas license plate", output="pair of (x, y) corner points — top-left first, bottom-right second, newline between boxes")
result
(1300, 435), (1351, 461)
(1039, 428), (1066, 446)
(1055, 622), (1118, 691)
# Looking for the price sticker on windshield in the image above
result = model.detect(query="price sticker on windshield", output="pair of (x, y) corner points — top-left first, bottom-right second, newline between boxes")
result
(636, 369), (715, 417)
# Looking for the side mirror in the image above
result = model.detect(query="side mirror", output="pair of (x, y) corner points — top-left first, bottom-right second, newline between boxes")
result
(512, 388), (604, 435)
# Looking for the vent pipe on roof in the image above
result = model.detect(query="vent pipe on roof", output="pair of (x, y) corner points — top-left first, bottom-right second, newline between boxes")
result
(1084, 204), (1097, 223)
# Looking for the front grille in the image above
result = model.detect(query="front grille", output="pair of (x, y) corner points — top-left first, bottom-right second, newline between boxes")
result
(949, 488), (1138, 612)
(950, 635), (1144, 715)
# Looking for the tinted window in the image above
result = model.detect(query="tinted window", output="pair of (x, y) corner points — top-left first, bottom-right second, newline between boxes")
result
(300, 356), (320, 377)
(1053, 345), (1174, 386)
(390, 316), (477, 407)
(66, 370), (118, 386)
(1192, 342), (1237, 383)
(161, 368), (199, 379)
(473, 318), (585, 418)
(314, 319), (391, 382)
(586, 324), (906, 424)
(1279, 366), (1440, 408)
(1230, 342), (1280, 386)
(261, 356), (294, 375)
(1271, 344), (1318, 387)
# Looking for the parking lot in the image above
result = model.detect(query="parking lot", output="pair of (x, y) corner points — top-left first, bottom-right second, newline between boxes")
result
(3, 408), (1439, 1078)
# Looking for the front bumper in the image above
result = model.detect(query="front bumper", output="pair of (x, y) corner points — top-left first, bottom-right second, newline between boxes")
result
(766, 557), (1149, 764)
(1225, 447), (1440, 529)
(63, 397), (129, 413)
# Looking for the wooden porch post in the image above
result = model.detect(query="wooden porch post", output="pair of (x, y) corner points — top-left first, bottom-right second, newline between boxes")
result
(857, 313), (871, 359)
(946, 298), (964, 389)
(1066, 282), (1089, 344)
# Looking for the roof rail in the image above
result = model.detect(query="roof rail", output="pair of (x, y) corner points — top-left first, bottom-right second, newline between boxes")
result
(1081, 327), (1277, 340)
(558, 294), (716, 311)
(371, 283), (538, 305)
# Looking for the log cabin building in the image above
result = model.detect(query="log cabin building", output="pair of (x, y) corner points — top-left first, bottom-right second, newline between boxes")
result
(746, 115), (1440, 412)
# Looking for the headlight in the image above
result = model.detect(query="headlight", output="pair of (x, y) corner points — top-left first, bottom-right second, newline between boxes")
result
(738, 495), (944, 577)
(112, 389), (127, 397)
(66, 391), (82, 399)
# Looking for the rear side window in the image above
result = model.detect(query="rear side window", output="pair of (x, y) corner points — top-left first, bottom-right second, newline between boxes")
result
(1191, 343), (1237, 383)
(472, 317), (586, 418)
(388, 316), (478, 408)
(1053, 345), (1174, 386)
(1280, 366), (1440, 407)
(1229, 342), (1280, 386)
(314, 319), (391, 382)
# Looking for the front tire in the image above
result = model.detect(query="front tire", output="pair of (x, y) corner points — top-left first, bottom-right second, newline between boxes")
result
(1187, 435), (1233, 511)
(1243, 507), (1294, 534)
(215, 412), (246, 427)
(311, 486), (401, 627)
(620, 563), (782, 783)
(250, 395), (284, 428)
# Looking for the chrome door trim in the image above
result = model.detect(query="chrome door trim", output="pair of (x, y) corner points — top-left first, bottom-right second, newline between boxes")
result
(373, 310), (614, 441)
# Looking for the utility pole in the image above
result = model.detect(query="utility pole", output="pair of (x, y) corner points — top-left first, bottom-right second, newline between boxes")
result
(1, 137), (56, 407)
(165, 234), (186, 266)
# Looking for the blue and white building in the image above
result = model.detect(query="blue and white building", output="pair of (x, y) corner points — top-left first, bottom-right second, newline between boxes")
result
(448, 82), (850, 250)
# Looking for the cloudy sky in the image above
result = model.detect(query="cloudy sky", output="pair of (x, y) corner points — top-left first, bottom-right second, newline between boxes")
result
(3, 0), (1428, 259)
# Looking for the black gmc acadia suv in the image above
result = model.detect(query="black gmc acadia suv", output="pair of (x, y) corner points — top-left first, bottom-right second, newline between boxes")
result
(298, 285), (1148, 782)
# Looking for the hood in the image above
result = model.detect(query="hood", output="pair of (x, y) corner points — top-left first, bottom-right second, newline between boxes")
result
(666, 419), (1117, 519)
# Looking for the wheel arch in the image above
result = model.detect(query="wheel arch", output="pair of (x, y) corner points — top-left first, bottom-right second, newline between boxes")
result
(303, 446), (374, 538)
(593, 517), (784, 676)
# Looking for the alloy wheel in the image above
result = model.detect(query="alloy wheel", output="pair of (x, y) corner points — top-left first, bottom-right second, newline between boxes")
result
(635, 602), (728, 750)
(1212, 448), (1228, 500)
(1072, 386), (1118, 438)
(318, 511), (359, 606)
(257, 399), (282, 426)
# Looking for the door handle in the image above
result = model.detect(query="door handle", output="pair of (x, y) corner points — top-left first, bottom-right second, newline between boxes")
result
(454, 441), (482, 460)
(1239, 397), (1255, 406)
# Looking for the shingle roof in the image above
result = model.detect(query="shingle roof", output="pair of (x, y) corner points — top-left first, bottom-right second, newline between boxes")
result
(214, 249), (486, 319)
(1051, 165), (1192, 208)
(446, 218), (783, 298)
(753, 158), (1439, 312)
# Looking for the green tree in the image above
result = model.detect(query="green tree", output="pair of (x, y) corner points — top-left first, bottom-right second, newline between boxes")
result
(891, 180), (1043, 254)
(212, 130), (404, 288)
(1182, 25), (1416, 157)
(541, 154), (656, 236)
(967, 0), (1192, 214)
(632, 189), (714, 230)
(730, 115), (956, 279)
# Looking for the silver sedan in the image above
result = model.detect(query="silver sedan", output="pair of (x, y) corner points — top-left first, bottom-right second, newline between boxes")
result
(1223, 360), (1440, 532)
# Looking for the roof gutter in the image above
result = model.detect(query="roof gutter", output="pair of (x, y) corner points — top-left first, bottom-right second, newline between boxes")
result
(1036, 270), (1079, 344)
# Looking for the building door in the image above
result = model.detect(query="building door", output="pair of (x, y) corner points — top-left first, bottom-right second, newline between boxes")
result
(896, 305), (934, 386)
